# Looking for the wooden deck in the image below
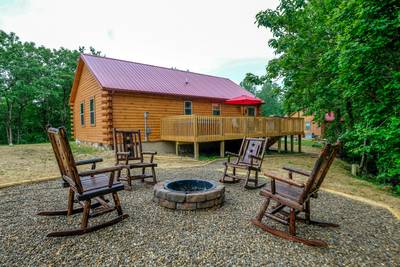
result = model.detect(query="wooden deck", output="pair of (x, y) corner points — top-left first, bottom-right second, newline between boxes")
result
(160, 115), (304, 143)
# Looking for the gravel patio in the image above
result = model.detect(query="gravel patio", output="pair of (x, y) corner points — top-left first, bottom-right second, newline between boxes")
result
(1, 161), (399, 266)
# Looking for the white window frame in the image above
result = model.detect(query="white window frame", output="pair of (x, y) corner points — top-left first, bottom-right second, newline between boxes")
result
(184, 101), (192, 115)
(89, 97), (95, 126)
(80, 101), (85, 126)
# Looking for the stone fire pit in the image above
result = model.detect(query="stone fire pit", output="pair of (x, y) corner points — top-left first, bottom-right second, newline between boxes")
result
(153, 179), (225, 210)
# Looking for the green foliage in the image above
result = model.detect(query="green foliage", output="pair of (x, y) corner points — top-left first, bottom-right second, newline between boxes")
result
(255, 0), (400, 191)
(241, 73), (284, 116)
(70, 142), (100, 155)
(0, 30), (101, 145)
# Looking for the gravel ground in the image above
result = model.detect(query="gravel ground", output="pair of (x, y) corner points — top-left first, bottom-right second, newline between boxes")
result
(0, 161), (399, 266)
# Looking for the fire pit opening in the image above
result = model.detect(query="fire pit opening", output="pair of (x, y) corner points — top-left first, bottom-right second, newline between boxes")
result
(165, 179), (215, 193)
(153, 179), (225, 211)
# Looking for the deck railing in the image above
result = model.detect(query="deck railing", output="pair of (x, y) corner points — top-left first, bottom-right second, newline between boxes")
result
(160, 115), (304, 142)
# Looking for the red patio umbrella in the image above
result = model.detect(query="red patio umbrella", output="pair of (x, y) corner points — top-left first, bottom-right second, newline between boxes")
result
(225, 95), (264, 105)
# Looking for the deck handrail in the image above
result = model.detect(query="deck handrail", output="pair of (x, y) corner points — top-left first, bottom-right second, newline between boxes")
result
(161, 115), (304, 142)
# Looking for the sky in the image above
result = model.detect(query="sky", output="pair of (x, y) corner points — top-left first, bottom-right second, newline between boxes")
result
(0, 0), (278, 83)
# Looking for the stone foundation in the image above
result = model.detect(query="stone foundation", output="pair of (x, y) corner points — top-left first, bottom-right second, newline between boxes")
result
(153, 181), (225, 210)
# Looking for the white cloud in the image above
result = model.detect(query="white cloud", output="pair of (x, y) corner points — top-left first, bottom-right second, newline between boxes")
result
(0, 0), (278, 77)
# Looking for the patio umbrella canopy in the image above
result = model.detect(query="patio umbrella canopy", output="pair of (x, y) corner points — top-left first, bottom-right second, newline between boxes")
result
(225, 95), (264, 105)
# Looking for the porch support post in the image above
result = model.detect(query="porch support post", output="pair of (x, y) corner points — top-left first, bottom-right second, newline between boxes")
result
(194, 142), (199, 160)
(298, 134), (302, 153)
(284, 136), (288, 152)
(278, 137), (281, 153)
(290, 135), (294, 152)
(176, 142), (179, 156)
(220, 141), (225, 158)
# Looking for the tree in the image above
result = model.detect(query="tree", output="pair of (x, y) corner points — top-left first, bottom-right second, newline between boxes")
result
(0, 30), (101, 145)
(254, 0), (400, 192)
(241, 73), (284, 116)
(257, 81), (284, 116)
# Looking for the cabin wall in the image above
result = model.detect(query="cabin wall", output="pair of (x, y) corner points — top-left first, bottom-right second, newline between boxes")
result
(71, 65), (108, 144)
(112, 93), (246, 141)
(291, 111), (323, 138)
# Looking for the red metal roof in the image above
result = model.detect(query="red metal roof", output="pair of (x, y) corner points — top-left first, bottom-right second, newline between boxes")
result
(225, 95), (264, 105)
(80, 54), (255, 100)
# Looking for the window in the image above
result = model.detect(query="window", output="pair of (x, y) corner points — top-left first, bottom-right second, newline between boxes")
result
(212, 103), (221, 116)
(80, 101), (85, 126)
(305, 121), (311, 130)
(247, 106), (256, 116)
(184, 101), (192, 115)
(89, 97), (95, 126)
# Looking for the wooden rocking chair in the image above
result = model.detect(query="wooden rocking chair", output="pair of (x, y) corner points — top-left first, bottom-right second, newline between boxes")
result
(38, 127), (128, 237)
(220, 137), (267, 189)
(113, 129), (157, 190)
(251, 142), (341, 247)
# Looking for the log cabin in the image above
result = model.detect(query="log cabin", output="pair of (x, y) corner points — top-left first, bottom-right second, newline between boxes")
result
(70, 54), (303, 158)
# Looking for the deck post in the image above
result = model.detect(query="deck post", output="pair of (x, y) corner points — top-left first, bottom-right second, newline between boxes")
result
(290, 135), (294, 152)
(298, 134), (302, 153)
(278, 137), (281, 153)
(175, 142), (179, 156)
(284, 136), (288, 152)
(220, 141), (225, 158)
(194, 142), (199, 160)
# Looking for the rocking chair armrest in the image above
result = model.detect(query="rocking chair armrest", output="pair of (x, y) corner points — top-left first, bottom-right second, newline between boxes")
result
(225, 152), (239, 157)
(75, 157), (103, 166)
(79, 166), (123, 177)
(264, 172), (305, 188)
(225, 151), (239, 163)
(116, 152), (130, 156)
(142, 151), (157, 163)
(282, 166), (311, 177)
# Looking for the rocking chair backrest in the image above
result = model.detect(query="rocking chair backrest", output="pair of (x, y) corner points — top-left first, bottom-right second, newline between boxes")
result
(47, 127), (83, 193)
(237, 137), (267, 168)
(113, 129), (143, 162)
(300, 142), (340, 202)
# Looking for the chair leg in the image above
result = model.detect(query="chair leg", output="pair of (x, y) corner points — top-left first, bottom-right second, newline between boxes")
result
(116, 169), (122, 181)
(151, 166), (157, 183)
(289, 208), (296, 236)
(255, 198), (270, 221)
(81, 200), (91, 229)
(141, 167), (145, 182)
(112, 193), (123, 216)
(67, 189), (74, 216)
(244, 169), (266, 189)
(305, 200), (311, 224)
(126, 168), (133, 190)
(244, 169), (251, 188)
(220, 164), (228, 183)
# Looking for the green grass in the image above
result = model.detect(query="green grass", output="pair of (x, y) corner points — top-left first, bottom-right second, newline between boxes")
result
(198, 154), (221, 161)
(70, 142), (101, 155)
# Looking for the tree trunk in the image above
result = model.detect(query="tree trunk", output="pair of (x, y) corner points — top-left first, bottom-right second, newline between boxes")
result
(6, 100), (13, 145)
(360, 138), (368, 174)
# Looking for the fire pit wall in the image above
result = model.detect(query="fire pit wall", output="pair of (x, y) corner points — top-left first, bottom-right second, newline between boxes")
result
(153, 180), (225, 210)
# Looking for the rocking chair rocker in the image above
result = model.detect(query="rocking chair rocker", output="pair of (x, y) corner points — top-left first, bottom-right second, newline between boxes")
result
(251, 142), (341, 247)
(37, 127), (128, 237)
(220, 137), (267, 189)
